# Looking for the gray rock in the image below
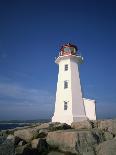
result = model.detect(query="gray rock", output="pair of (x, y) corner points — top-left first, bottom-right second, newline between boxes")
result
(49, 123), (71, 131)
(15, 144), (31, 155)
(37, 122), (71, 131)
(103, 131), (114, 141)
(97, 119), (116, 135)
(71, 120), (92, 130)
(7, 134), (21, 145)
(18, 140), (26, 146)
(47, 129), (102, 154)
(96, 138), (116, 155)
(0, 139), (14, 155)
(14, 127), (39, 142)
(36, 128), (48, 138)
(37, 122), (52, 129)
(31, 138), (48, 152)
(48, 151), (66, 155)
(0, 135), (6, 145)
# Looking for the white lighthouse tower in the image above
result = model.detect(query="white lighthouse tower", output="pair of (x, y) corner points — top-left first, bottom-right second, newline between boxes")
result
(52, 43), (96, 125)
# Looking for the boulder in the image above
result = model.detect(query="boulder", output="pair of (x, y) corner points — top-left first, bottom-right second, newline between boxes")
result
(48, 151), (66, 155)
(96, 138), (116, 155)
(37, 122), (52, 129)
(37, 129), (48, 138)
(7, 134), (21, 145)
(14, 129), (33, 142)
(18, 140), (26, 146)
(0, 134), (6, 145)
(97, 119), (116, 135)
(15, 144), (32, 155)
(103, 131), (113, 141)
(37, 122), (71, 131)
(71, 120), (92, 130)
(0, 139), (14, 155)
(14, 127), (40, 142)
(47, 129), (103, 154)
(49, 123), (71, 131)
(31, 138), (48, 152)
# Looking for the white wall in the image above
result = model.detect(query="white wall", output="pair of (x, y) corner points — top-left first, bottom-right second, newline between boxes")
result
(83, 98), (96, 120)
(52, 55), (87, 125)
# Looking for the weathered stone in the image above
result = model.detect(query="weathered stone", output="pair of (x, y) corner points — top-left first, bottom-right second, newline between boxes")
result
(103, 131), (113, 141)
(48, 151), (66, 155)
(31, 138), (48, 152)
(37, 122), (51, 129)
(38, 128), (48, 138)
(15, 144), (31, 155)
(7, 134), (15, 142)
(0, 134), (7, 144)
(96, 138), (116, 155)
(49, 123), (71, 131)
(14, 126), (41, 142)
(47, 129), (102, 154)
(14, 129), (33, 142)
(97, 119), (116, 135)
(7, 135), (21, 145)
(71, 120), (92, 130)
(18, 140), (26, 146)
(0, 139), (14, 155)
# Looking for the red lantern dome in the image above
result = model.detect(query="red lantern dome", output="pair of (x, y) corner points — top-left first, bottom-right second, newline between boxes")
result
(60, 43), (78, 56)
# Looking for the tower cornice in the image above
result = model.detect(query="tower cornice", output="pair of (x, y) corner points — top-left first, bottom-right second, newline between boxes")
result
(55, 55), (83, 64)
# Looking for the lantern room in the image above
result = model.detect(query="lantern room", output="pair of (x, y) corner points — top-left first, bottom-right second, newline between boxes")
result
(60, 43), (78, 56)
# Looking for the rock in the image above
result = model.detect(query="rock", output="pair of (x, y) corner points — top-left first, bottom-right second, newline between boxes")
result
(7, 134), (22, 146)
(37, 122), (71, 131)
(15, 144), (32, 155)
(38, 129), (48, 138)
(18, 140), (26, 146)
(7, 134), (21, 145)
(103, 131), (113, 141)
(0, 139), (14, 155)
(37, 122), (51, 129)
(96, 138), (116, 155)
(7, 134), (15, 143)
(31, 138), (48, 152)
(49, 123), (71, 131)
(14, 129), (33, 142)
(0, 135), (6, 145)
(14, 127), (39, 142)
(14, 122), (71, 143)
(47, 129), (103, 154)
(71, 120), (92, 130)
(48, 151), (66, 155)
(97, 119), (116, 135)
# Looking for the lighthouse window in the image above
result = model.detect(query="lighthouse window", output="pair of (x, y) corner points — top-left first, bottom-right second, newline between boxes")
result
(64, 101), (68, 110)
(64, 64), (68, 71)
(64, 81), (68, 89)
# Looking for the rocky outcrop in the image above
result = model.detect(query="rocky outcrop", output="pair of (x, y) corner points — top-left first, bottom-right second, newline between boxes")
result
(97, 119), (116, 135)
(0, 119), (116, 155)
(47, 129), (104, 154)
(31, 138), (48, 152)
(96, 138), (116, 155)
(0, 139), (14, 155)
(14, 128), (35, 142)
(71, 120), (92, 129)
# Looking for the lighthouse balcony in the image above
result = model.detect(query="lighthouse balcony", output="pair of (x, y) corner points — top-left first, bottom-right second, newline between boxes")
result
(55, 54), (83, 64)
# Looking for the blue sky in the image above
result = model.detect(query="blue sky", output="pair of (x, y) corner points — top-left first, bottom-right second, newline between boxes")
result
(0, 0), (116, 120)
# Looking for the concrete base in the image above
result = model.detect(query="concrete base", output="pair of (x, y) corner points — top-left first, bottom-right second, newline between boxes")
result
(52, 115), (87, 125)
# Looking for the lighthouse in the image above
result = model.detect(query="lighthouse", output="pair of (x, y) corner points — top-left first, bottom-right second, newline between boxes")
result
(52, 43), (96, 125)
